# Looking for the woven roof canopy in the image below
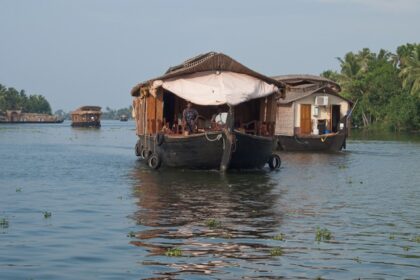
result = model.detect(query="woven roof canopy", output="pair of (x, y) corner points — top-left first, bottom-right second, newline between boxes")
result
(131, 52), (284, 106)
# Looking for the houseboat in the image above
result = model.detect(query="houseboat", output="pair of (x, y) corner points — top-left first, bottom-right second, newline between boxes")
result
(0, 110), (63, 123)
(71, 106), (102, 127)
(131, 52), (285, 170)
(120, 114), (128, 121)
(272, 75), (353, 151)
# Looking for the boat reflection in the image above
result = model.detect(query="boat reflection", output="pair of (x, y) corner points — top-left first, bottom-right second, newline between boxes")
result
(129, 167), (285, 277)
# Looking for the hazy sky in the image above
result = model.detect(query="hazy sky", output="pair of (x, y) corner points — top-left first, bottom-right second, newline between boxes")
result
(1, 0), (419, 111)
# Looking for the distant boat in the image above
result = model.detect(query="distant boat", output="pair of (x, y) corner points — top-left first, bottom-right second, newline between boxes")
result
(70, 106), (101, 128)
(271, 75), (353, 151)
(120, 114), (128, 121)
(0, 110), (64, 123)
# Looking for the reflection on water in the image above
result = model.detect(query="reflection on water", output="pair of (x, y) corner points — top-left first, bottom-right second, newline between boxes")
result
(129, 168), (285, 277)
(0, 122), (419, 279)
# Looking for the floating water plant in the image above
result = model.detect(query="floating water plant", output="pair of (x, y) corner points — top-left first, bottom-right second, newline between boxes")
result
(389, 234), (395, 240)
(272, 233), (286, 241)
(0, 218), (9, 228)
(315, 227), (332, 242)
(165, 247), (182, 257)
(43, 211), (52, 219)
(205, 218), (222, 229)
(411, 236), (420, 243)
(270, 247), (283, 256)
(16, 188), (22, 192)
(127, 231), (136, 238)
(338, 164), (347, 169)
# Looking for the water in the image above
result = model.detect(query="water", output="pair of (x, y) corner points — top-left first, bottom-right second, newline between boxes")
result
(0, 121), (419, 279)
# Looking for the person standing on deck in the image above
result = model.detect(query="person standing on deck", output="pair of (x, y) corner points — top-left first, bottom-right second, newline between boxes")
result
(182, 101), (199, 134)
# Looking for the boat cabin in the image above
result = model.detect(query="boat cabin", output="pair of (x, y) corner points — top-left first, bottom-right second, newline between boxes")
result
(71, 106), (102, 127)
(273, 75), (352, 136)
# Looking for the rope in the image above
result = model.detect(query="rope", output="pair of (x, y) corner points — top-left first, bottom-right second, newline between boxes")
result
(204, 132), (222, 142)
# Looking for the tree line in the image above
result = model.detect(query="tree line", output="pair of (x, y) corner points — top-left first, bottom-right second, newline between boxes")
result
(322, 43), (420, 131)
(54, 106), (132, 120)
(0, 84), (52, 114)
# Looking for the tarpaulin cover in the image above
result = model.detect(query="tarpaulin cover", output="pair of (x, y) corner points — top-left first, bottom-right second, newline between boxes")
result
(152, 71), (278, 106)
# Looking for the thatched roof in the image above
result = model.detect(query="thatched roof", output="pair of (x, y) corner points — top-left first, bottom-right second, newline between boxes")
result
(272, 74), (351, 104)
(131, 52), (285, 96)
(71, 106), (102, 115)
(272, 74), (341, 91)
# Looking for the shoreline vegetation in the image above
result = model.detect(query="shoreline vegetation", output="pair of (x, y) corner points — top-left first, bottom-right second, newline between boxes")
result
(2, 42), (419, 129)
(322, 43), (420, 132)
(0, 84), (132, 120)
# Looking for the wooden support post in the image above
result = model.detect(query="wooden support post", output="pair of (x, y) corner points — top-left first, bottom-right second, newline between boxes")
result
(220, 106), (235, 172)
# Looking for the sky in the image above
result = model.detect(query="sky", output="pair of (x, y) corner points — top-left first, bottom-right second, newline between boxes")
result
(0, 0), (419, 112)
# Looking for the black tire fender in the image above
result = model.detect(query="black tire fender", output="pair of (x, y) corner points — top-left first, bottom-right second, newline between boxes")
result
(268, 154), (281, 170)
(140, 148), (151, 160)
(148, 153), (161, 169)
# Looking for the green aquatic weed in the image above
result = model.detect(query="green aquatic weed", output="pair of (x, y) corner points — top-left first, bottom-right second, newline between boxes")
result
(270, 247), (283, 256)
(411, 236), (420, 243)
(16, 187), (22, 192)
(165, 247), (182, 257)
(272, 233), (286, 241)
(0, 218), (9, 228)
(205, 218), (222, 229)
(127, 231), (136, 238)
(43, 211), (52, 219)
(389, 234), (395, 240)
(315, 227), (332, 242)
(353, 257), (361, 263)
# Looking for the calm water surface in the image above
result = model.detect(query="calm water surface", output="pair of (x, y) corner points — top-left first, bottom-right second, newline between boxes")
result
(0, 121), (419, 279)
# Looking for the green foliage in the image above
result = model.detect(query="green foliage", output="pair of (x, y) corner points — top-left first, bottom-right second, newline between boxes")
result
(270, 247), (283, 256)
(102, 106), (132, 120)
(0, 83), (52, 114)
(205, 218), (222, 229)
(0, 218), (9, 228)
(43, 211), (52, 219)
(315, 227), (332, 242)
(323, 43), (420, 131)
(272, 233), (286, 241)
(165, 247), (182, 257)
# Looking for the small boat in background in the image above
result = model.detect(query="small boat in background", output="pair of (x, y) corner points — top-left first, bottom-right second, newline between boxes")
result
(71, 106), (102, 128)
(271, 75), (353, 151)
(120, 114), (128, 121)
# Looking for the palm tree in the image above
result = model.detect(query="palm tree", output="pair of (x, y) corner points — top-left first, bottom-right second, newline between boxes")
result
(399, 45), (420, 97)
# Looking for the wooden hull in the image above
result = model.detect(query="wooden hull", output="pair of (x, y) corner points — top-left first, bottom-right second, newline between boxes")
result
(138, 130), (275, 170)
(71, 121), (101, 128)
(140, 132), (224, 169)
(229, 131), (275, 169)
(276, 131), (346, 152)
